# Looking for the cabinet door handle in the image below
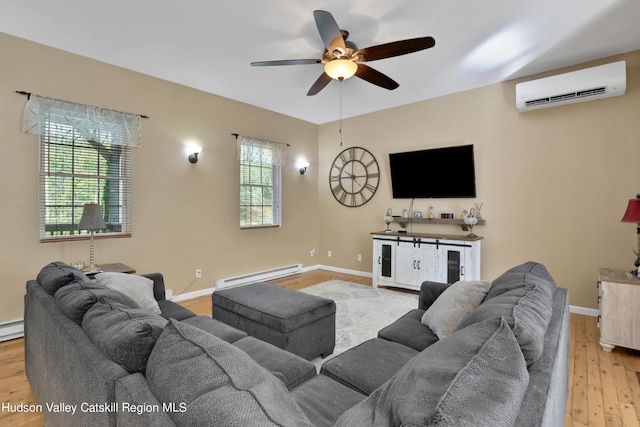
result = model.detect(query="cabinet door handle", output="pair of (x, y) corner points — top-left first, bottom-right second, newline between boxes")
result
(460, 265), (464, 277)
(413, 260), (416, 270)
(378, 256), (381, 265)
(417, 260), (421, 270)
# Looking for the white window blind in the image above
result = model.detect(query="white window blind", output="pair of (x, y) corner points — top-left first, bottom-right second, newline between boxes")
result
(22, 96), (138, 241)
(237, 136), (287, 229)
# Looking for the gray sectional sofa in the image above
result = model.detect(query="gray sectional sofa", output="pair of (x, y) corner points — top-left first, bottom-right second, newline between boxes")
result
(24, 261), (569, 426)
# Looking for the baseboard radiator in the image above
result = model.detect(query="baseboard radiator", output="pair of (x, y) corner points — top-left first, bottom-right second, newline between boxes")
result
(0, 318), (24, 342)
(214, 264), (302, 290)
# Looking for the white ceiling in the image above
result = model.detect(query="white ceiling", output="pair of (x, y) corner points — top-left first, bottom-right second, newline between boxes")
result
(1, 0), (639, 124)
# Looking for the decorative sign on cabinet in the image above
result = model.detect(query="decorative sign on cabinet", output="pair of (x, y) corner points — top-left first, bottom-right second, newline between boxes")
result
(372, 232), (482, 291)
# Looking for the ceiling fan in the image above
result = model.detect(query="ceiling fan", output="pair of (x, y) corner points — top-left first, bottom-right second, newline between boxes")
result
(251, 10), (436, 96)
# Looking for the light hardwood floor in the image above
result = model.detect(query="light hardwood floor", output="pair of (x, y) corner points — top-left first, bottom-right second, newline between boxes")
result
(2, 270), (640, 426)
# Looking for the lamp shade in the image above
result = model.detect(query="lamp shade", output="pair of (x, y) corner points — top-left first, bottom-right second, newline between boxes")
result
(324, 59), (358, 80)
(621, 198), (640, 223)
(79, 203), (106, 231)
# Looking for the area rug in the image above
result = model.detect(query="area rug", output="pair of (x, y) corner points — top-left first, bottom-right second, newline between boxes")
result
(301, 280), (419, 365)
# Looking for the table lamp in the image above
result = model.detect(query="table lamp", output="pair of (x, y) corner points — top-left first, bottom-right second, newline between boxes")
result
(79, 203), (106, 270)
(620, 194), (640, 274)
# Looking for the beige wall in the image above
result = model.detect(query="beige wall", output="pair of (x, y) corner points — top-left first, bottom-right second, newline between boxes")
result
(317, 50), (640, 309)
(1, 31), (638, 324)
(0, 33), (320, 322)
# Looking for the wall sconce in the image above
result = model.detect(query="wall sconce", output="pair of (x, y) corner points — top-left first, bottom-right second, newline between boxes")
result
(297, 159), (310, 174)
(187, 146), (202, 164)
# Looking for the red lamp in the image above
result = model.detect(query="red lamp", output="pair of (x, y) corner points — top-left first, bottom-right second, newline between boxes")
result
(621, 194), (640, 274)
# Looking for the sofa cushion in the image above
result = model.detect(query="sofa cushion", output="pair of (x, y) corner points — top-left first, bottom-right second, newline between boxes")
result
(454, 272), (555, 365)
(157, 299), (197, 321)
(146, 319), (314, 426)
(291, 375), (367, 427)
(37, 261), (91, 295)
(421, 280), (491, 339)
(181, 315), (247, 343)
(95, 272), (161, 314)
(320, 338), (419, 395)
(233, 336), (316, 390)
(82, 301), (167, 373)
(55, 281), (140, 324)
(377, 309), (438, 351)
(485, 261), (557, 300)
(334, 317), (529, 426)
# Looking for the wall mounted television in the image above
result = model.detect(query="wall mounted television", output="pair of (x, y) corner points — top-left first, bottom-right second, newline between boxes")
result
(388, 144), (476, 198)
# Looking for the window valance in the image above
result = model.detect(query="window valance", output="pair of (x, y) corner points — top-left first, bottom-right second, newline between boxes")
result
(22, 95), (143, 148)
(236, 135), (288, 166)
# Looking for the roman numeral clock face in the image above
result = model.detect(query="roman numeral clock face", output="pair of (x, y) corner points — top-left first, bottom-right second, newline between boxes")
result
(329, 147), (380, 207)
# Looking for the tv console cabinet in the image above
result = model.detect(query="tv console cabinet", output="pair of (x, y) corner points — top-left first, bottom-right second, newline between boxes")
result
(372, 232), (482, 291)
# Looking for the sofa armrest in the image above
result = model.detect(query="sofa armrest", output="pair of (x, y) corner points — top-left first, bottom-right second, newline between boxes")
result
(418, 281), (451, 310)
(141, 272), (166, 302)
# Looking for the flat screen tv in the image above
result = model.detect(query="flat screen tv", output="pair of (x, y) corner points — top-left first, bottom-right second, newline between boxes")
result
(389, 145), (476, 198)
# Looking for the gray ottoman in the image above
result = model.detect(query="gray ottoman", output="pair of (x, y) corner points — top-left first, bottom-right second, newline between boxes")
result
(212, 282), (336, 360)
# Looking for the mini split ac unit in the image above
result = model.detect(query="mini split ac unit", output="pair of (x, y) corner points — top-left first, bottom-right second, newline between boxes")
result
(515, 60), (626, 112)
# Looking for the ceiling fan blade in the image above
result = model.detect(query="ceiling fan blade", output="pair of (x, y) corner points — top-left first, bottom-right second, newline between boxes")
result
(307, 72), (333, 96)
(251, 59), (321, 66)
(355, 64), (399, 90)
(358, 37), (435, 62)
(313, 10), (346, 55)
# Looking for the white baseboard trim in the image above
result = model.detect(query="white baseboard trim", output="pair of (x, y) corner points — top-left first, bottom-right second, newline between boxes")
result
(170, 264), (372, 302)
(306, 264), (373, 278)
(0, 318), (24, 342)
(569, 305), (599, 317)
(170, 287), (214, 302)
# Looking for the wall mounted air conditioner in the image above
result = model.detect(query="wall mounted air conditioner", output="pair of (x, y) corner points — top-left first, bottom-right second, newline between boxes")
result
(516, 60), (626, 112)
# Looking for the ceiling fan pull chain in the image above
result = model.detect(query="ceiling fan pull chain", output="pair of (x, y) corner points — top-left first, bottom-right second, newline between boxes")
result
(339, 80), (343, 147)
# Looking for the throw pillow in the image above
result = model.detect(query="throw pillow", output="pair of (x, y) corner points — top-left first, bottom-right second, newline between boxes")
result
(146, 319), (314, 427)
(95, 272), (161, 314)
(82, 301), (167, 373)
(36, 261), (91, 295)
(421, 280), (491, 338)
(55, 281), (140, 324)
(335, 317), (529, 427)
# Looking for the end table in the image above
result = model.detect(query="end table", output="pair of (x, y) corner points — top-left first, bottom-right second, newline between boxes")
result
(598, 268), (640, 352)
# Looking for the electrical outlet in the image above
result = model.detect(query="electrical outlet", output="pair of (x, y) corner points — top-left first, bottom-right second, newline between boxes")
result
(328, 250), (332, 257)
(310, 249), (315, 257)
(357, 254), (362, 262)
(195, 269), (202, 279)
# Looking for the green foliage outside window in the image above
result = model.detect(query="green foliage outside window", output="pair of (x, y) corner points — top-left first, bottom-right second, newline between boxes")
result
(239, 145), (280, 228)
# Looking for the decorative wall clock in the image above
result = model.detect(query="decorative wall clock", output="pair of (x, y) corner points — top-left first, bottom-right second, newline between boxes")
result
(329, 146), (380, 207)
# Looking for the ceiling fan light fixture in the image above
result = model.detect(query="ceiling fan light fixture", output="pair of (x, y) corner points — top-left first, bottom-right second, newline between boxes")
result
(325, 59), (357, 80)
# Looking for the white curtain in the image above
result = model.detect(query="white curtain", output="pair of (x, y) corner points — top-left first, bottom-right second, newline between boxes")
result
(22, 95), (143, 148)
(237, 135), (288, 166)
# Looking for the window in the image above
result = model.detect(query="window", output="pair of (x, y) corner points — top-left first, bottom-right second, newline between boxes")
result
(39, 123), (131, 240)
(22, 95), (140, 242)
(237, 136), (287, 229)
